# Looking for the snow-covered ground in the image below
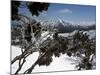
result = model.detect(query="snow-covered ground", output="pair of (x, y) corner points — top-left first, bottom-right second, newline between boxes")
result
(11, 46), (79, 74)
(59, 30), (96, 39)
(85, 30), (96, 39)
(11, 30), (96, 74)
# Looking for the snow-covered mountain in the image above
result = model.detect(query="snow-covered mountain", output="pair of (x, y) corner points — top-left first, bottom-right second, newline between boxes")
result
(39, 18), (96, 33)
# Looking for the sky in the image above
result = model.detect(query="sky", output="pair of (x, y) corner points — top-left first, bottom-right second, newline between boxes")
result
(19, 2), (96, 25)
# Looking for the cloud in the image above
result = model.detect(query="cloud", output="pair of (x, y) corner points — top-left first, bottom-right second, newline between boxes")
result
(59, 9), (72, 14)
(40, 11), (47, 16)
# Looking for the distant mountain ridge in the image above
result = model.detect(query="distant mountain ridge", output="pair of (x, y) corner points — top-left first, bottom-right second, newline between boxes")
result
(40, 18), (96, 33)
(12, 18), (96, 33)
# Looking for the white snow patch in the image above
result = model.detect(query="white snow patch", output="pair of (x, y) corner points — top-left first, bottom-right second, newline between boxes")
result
(32, 55), (77, 73)
(11, 46), (21, 60)
(11, 46), (78, 74)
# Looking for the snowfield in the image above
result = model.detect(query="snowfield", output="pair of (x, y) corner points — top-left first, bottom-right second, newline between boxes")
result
(11, 30), (96, 74)
(11, 46), (79, 74)
(59, 30), (96, 39)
